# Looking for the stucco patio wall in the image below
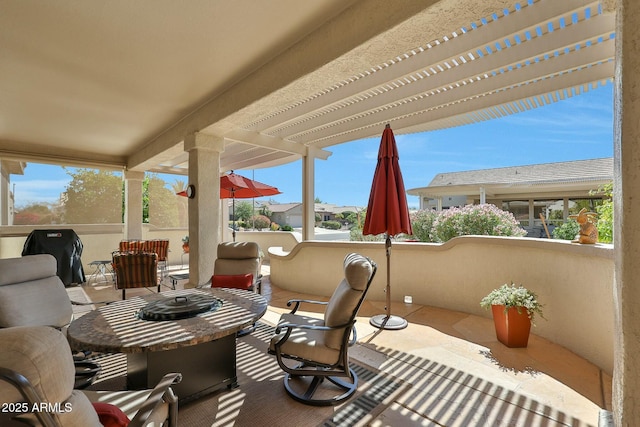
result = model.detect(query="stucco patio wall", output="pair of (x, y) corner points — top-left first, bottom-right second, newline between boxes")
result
(234, 230), (300, 262)
(0, 225), (191, 271)
(268, 236), (615, 374)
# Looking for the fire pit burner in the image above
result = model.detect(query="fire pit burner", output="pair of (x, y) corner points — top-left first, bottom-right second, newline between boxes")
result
(137, 293), (222, 321)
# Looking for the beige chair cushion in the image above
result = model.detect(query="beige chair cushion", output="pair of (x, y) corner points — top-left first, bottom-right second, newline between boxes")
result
(214, 242), (261, 278)
(323, 253), (374, 349)
(0, 326), (101, 426)
(269, 313), (341, 366)
(217, 242), (260, 259)
(0, 254), (57, 286)
(0, 255), (73, 328)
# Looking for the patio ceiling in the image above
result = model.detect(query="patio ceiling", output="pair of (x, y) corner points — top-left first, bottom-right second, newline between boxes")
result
(0, 0), (615, 175)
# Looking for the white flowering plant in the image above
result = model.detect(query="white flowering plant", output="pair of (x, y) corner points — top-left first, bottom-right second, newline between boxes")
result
(480, 282), (545, 325)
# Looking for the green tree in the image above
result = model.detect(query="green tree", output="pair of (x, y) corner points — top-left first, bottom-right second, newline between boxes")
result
(258, 204), (272, 218)
(170, 179), (188, 227)
(63, 169), (122, 224)
(234, 201), (254, 222)
(147, 174), (180, 228)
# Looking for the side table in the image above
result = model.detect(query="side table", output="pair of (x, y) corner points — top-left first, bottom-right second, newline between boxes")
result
(87, 260), (113, 284)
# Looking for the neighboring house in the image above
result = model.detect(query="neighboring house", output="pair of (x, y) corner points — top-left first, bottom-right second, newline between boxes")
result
(406, 158), (613, 237)
(261, 202), (362, 228)
(264, 203), (304, 228)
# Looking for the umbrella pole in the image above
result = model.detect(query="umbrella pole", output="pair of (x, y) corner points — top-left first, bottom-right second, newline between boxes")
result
(369, 234), (408, 330)
(232, 196), (236, 242)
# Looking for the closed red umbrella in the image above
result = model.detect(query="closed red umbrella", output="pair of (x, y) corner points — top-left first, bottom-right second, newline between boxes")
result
(363, 124), (412, 330)
(177, 171), (281, 241)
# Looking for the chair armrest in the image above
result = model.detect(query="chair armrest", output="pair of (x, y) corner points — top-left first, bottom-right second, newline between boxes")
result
(0, 368), (58, 427)
(275, 320), (352, 334)
(286, 299), (328, 313)
(128, 373), (182, 427)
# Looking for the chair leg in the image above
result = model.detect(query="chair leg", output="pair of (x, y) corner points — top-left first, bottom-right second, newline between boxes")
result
(283, 366), (358, 406)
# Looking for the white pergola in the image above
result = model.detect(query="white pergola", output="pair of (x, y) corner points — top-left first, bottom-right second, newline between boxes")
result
(3, 1), (640, 423)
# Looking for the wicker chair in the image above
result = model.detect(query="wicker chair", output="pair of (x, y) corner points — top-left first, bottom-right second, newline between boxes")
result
(268, 253), (376, 406)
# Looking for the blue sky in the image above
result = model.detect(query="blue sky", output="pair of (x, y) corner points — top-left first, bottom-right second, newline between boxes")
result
(12, 82), (613, 209)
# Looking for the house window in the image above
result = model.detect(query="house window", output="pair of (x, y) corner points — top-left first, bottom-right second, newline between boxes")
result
(533, 199), (564, 226)
(502, 201), (529, 226)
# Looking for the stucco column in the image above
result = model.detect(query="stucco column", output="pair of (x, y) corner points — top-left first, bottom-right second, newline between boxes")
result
(185, 132), (224, 288)
(613, 0), (640, 425)
(123, 170), (144, 240)
(0, 163), (9, 225)
(302, 150), (316, 241)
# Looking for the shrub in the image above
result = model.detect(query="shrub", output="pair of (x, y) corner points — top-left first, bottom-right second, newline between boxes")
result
(552, 220), (580, 240)
(410, 209), (438, 242)
(349, 228), (384, 242)
(320, 220), (342, 230)
(431, 204), (526, 242)
(250, 215), (271, 230)
(593, 182), (613, 243)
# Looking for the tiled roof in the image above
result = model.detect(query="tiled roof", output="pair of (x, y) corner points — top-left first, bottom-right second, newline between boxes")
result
(263, 203), (301, 213)
(427, 158), (612, 188)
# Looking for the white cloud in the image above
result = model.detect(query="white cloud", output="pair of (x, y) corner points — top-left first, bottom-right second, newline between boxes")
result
(13, 179), (71, 206)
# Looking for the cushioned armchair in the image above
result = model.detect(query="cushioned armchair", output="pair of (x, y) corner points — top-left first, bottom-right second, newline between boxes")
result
(211, 242), (262, 293)
(112, 252), (159, 300)
(210, 242), (263, 336)
(0, 254), (103, 389)
(0, 325), (181, 427)
(268, 253), (377, 406)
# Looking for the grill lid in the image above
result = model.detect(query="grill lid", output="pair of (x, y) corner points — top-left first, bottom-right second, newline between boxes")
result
(137, 293), (222, 321)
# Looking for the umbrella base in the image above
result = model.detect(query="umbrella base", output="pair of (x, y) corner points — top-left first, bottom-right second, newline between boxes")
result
(369, 314), (408, 330)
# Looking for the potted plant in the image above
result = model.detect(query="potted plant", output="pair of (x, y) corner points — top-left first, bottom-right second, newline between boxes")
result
(182, 235), (189, 253)
(480, 283), (544, 348)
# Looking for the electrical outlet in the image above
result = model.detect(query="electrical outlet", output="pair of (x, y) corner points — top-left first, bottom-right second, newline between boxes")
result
(404, 295), (413, 304)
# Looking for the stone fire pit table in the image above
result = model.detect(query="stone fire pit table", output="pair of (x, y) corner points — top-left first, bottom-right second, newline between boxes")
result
(67, 288), (267, 402)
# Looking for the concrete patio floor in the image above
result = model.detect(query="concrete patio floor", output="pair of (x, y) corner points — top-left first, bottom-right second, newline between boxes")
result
(75, 264), (612, 426)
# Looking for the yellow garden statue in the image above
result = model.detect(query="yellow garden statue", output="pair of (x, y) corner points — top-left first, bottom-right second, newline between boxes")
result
(569, 208), (598, 244)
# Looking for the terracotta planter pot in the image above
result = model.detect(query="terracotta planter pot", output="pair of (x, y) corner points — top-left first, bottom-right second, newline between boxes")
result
(491, 305), (532, 348)
(182, 243), (189, 253)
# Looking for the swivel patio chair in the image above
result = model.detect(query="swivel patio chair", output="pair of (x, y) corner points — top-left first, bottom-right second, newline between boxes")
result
(210, 241), (263, 336)
(0, 254), (105, 389)
(268, 253), (377, 406)
(112, 251), (159, 300)
(0, 325), (181, 427)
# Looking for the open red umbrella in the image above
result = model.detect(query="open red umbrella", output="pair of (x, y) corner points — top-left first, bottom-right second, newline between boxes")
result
(363, 124), (413, 330)
(177, 171), (281, 241)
